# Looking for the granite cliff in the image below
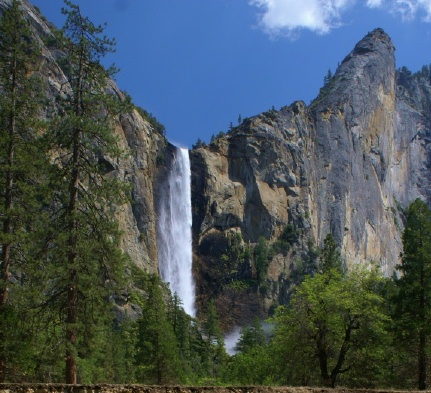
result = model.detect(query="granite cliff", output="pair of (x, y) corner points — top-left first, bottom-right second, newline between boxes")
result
(5, 1), (431, 329)
(191, 28), (431, 328)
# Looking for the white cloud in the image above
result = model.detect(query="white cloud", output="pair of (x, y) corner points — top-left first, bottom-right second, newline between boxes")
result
(402, 0), (431, 21)
(392, 0), (419, 20)
(249, 0), (354, 36)
(369, 0), (431, 21)
(250, 0), (431, 37)
(419, 0), (431, 21)
(366, 0), (383, 7)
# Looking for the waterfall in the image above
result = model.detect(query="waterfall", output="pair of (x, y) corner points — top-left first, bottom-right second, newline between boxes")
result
(157, 147), (195, 317)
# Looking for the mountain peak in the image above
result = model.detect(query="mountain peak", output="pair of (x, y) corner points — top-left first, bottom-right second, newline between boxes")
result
(338, 28), (395, 70)
(314, 27), (396, 109)
(351, 28), (394, 57)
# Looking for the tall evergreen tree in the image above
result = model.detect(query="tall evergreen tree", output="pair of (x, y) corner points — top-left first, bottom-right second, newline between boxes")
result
(0, 0), (46, 382)
(168, 292), (195, 376)
(135, 275), (183, 384)
(235, 319), (266, 354)
(254, 236), (270, 284)
(200, 300), (228, 381)
(43, 0), (129, 383)
(320, 233), (344, 275)
(323, 68), (333, 86)
(395, 198), (431, 390)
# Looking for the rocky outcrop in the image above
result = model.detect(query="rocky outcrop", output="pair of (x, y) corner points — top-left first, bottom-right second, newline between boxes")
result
(191, 28), (431, 328)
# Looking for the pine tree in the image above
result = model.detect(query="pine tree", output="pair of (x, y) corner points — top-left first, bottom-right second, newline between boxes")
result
(135, 275), (182, 384)
(235, 319), (266, 354)
(200, 300), (227, 381)
(320, 233), (344, 275)
(226, 320), (272, 385)
(0, 0), (47, 382)
(323, 68), (333, 86)
(168, 293), (193, 365)
(42, 0), (130, 383)
(255, 237), (269, 284)
(395, 198), (431, 390)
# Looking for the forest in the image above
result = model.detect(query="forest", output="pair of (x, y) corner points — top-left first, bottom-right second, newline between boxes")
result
(1, 0), (431, 390)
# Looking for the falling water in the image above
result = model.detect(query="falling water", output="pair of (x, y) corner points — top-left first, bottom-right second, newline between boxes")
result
(157, 147), (195, 317)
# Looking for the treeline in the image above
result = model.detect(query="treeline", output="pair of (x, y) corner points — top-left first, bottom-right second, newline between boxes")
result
(397, 63), (431, 86)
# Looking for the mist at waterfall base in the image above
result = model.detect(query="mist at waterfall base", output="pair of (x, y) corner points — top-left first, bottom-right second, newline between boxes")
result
(224, 321), (274, 355)
(224, 328), (241, 355)
(157, 147), (195, 317)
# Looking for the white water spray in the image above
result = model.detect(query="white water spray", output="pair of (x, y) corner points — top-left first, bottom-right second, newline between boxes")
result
(157, 147), (195, 317)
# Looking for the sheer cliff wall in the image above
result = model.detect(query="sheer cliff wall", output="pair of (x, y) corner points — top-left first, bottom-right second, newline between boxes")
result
(191, 29), (431, 327)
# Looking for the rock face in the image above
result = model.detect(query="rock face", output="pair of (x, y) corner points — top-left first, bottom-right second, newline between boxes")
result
(191, 28), (431, 328)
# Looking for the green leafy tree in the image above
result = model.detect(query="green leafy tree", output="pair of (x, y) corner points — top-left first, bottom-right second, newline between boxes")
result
(271, 265), (390, 387)
(42, 1), (129, 383)
(0, 0), (48, 382)
(225, 344), (274, 385)
(395, 198), (431, 390)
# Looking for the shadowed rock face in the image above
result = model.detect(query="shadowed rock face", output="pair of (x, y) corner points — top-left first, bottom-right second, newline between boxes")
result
(191, 29), (431, 328)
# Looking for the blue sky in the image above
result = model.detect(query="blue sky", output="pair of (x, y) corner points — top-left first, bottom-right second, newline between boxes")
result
(31, 0), (431, 148)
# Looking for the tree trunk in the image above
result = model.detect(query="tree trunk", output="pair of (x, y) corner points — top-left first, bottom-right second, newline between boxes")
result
(65, 151), (80, 384)
(329, 320), (355, 388)
(317, 329), (331, 387)
(0, 357), (4, 383)
(0, 136), (14, 306)
(65, 267), (78, 384)
(418, 330), (427, 390)
(64, 18), (84, 379)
